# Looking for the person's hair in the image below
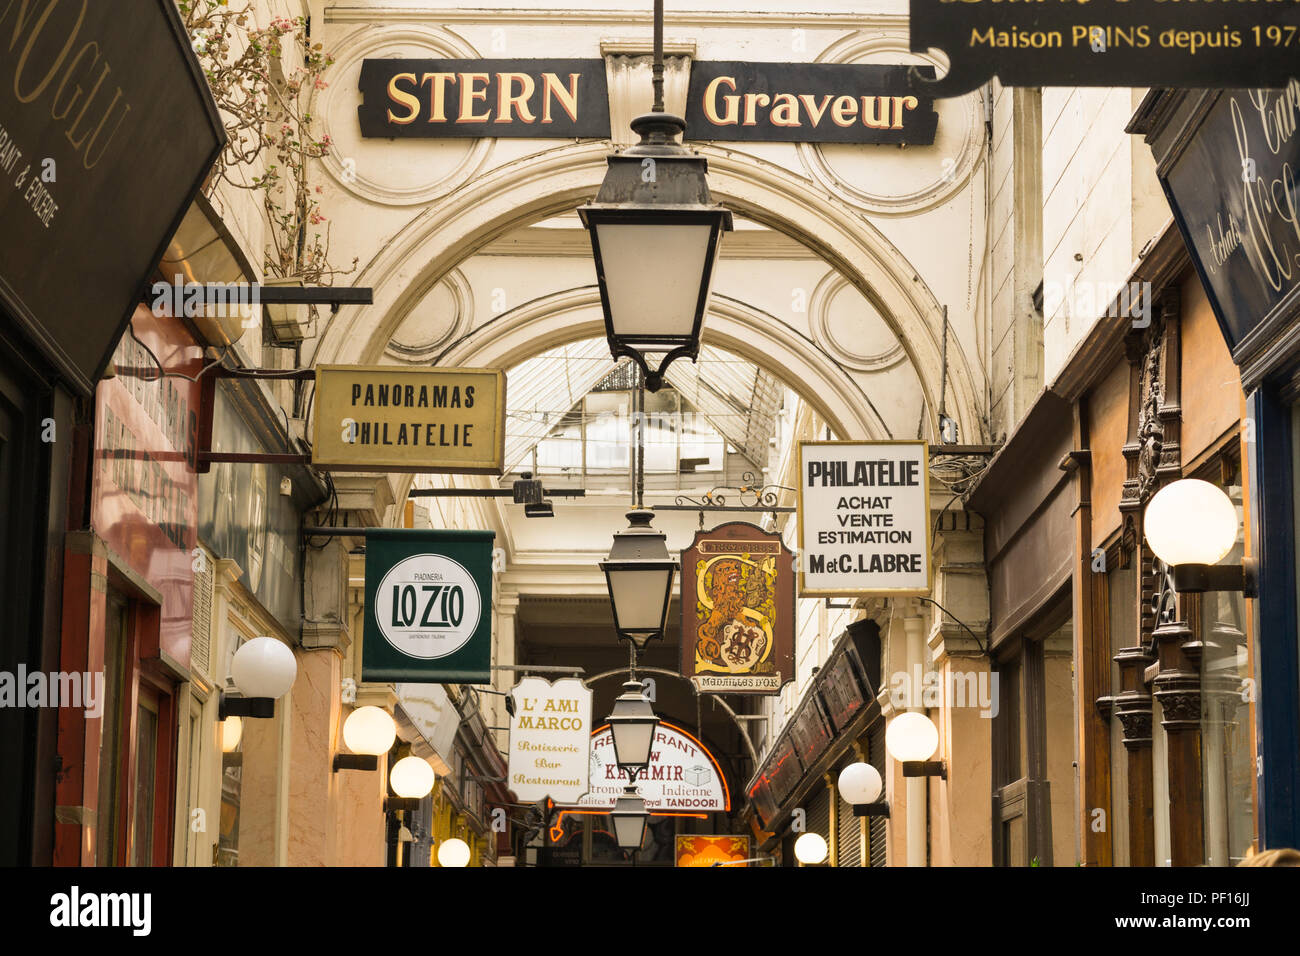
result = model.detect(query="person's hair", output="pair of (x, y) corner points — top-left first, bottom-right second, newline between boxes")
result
(1238, 847), (1300, 867)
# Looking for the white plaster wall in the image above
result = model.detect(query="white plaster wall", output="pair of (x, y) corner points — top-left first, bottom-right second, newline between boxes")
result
(1041, 87), (1167, 380)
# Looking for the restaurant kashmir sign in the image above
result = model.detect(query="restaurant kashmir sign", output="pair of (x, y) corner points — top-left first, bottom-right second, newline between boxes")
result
(797, 440), (932, 596)
(507, 677), (593, 805)
(571, 722), (729, 813)
(312, 366), (505, 474)
(358, 59), (937, 145)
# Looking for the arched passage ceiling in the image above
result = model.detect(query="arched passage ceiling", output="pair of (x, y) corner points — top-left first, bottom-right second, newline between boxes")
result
(313, 141), (982, 445)
(501, 339), (784, 475)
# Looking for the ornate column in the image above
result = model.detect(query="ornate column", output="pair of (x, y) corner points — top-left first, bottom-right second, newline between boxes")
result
(1150, 562), (1205, 866)
(492, 589), (520, 753)
(928, 510), (992, 866)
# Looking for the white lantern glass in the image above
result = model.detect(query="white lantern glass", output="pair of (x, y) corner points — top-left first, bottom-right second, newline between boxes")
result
(221, 716), (242, 753)
(230, 636), (297, 699)
(606, 566), (675, 634)
(1144, 478), (1239, 567)
(794, 831), (828, 865)
(886, 712), (940, 763)
(610, 788), (650, 849)
(593, 222), (712, 337)
(342, 706), (396, 757)
(390, 755), (435, 799)
(837, 761), (883, 805)
(438, 838), (471, 867)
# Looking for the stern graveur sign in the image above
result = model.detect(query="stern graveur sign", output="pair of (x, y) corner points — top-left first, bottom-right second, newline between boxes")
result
(910, 0), (1300, 98)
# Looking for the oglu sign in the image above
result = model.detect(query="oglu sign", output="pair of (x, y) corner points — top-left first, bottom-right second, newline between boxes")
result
(362, 529), (495, 683)
(0, 0), (223, 394)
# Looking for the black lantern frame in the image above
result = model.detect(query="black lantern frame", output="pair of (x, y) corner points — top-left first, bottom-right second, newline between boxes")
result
(610, 785), (651, 850)
(599, 510), (679, 650)
(578, 85), (732, 391)
(605, 679), (661, 778)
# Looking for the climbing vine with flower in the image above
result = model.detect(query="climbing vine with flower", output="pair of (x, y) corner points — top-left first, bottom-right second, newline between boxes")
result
(177, 0), (357, 287)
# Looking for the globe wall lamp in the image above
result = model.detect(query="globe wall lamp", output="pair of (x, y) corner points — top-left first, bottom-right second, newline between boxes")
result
(793, 831), (828, 866)
(601, 510), (678, 650)
(221, 716), (242, 753)
(577, 0), (732, 392)
(886, 712), (946, 779)
(838, 761), (890, 818)
(220, 636), (297, 720)
(334, 705), (397, 772)
(438, 837), (471, 868)
(386, 754), (436, 812)
(1144, 479), (1257, 596)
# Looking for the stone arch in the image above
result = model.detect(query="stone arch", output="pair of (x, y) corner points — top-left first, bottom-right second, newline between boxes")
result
(314, 140), (982, 442)
(428, 285), (892, 441)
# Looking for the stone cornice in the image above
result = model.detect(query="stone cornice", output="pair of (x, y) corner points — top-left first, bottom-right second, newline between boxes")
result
(325, 7), (910, 30)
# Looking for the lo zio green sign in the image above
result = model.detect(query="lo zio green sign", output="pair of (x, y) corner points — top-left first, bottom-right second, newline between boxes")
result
(363, 529), (495, 683)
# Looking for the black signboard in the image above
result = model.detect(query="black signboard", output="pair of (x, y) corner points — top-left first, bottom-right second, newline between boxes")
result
(1161, 86), (1300, 361)
(0, 0), (222, 395)
(789, 695), (834, 770)
(821, 647), (869, 734)
(685, 62), (938, 144)
(765, 734), (804, 806)
(747, 772), (779, 829)
(911, 0), (1300, 98)
(358, 59), (610, 138)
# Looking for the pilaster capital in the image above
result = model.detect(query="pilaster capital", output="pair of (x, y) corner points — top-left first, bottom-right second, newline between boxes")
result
(322, 474), (396, 527)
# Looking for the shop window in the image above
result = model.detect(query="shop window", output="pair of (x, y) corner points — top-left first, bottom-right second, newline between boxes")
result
(992, 599), (1076, 866)
(96, 593), (130, 866)
(131, 693), (159, 866)
(95, 588), (178, 866)
(1196, 465), (1255, 864)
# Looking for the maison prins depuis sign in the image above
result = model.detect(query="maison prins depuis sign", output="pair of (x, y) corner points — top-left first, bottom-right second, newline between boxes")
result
(357, 59), (938, 145)
(797, 441), (932, 596)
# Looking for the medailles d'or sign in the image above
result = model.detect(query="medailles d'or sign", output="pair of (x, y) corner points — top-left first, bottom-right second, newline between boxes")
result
(312, 366), (506, 474)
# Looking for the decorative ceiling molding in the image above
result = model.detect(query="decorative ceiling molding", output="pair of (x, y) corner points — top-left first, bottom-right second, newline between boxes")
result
(318, 25), (493, 206)
(325, 8), (911, 29)
(796, 31), (983, 217)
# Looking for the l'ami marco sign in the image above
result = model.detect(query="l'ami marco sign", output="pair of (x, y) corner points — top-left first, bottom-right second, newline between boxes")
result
(358, 59), (938, 145)
(911, 0), (1300, 97)
(312, 366), (505, 474)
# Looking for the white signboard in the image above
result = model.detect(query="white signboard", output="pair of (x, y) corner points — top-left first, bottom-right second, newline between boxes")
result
(572, 723), (728, 812)
(507, 677), (593, 804)
(375, 553), (482, 659)
(797, 440), (931, 596)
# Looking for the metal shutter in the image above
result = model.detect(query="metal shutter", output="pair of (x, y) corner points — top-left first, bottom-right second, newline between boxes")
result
(806, 786), (831, 862)
(191, 547), (214, 678)
(837, 760), (862, 867)
(868, 720), (887, 867)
